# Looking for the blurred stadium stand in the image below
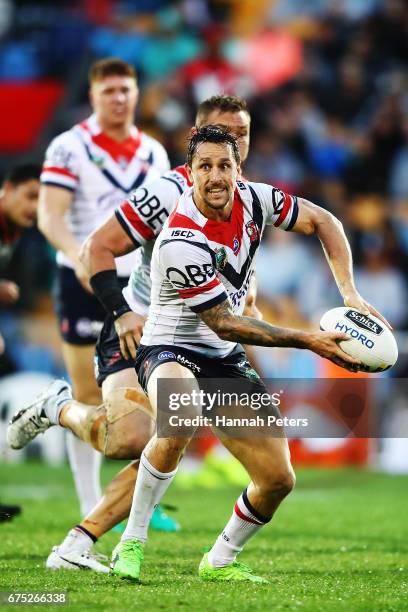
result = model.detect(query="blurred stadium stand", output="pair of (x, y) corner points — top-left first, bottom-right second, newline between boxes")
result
(0, 0), (407, 467)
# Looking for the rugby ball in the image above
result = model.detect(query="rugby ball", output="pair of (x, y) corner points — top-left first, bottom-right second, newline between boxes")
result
(320, 307), (398, 373)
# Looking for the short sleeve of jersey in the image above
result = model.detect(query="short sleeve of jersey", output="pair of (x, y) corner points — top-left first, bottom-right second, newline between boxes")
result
(252, 182), (299, 231)
(159, 237), (228, 313)
(41, 132), (80, 192)
(115, 176), (182, 247)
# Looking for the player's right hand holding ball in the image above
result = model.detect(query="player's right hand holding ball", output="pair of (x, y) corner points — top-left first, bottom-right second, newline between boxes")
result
(306, 330), (362, 372)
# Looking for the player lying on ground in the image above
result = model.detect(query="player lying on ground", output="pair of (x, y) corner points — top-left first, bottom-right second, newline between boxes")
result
(7, 98), (388, 573)
(109, 126), (388, 583)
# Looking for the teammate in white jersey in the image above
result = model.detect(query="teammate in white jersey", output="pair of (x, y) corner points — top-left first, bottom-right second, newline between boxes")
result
(8, 96), (258, 570)
(37, 58), (169, 519)
(110, 126), (388, 583)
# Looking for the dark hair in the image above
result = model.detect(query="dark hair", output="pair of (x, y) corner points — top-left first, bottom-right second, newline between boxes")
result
(4, 163), (41, 186)
(195, 95), (250, 126)
(89, 57), (137, 84)
(186, 126), (241, 167)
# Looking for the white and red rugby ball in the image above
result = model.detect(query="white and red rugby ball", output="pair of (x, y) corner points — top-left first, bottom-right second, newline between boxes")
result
(320, 307), (398, 373)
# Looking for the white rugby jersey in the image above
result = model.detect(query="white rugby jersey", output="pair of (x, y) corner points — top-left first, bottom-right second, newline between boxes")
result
(141, 180), (299, 357)
(40, 114), (170, 277)
(115, 165), (192, 313)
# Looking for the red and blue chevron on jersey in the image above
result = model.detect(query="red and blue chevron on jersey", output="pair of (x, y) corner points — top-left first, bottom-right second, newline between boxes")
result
(40, 114), (170, 276)
(141, 179), (298, 357)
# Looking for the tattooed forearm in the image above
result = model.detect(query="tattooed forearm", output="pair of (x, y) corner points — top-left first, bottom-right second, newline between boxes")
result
(199, 299), (309, 349)
(199, 300), (233, 332)
(199, 298), (361, 370)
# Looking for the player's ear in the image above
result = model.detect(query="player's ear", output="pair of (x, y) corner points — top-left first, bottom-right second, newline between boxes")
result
(186, 165), (193, 183)
(190, 126), (198, 137)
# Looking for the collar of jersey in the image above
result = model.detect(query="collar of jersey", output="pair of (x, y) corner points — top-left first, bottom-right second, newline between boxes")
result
(80, 114), (142, 167)
(182, 185), (243, 227)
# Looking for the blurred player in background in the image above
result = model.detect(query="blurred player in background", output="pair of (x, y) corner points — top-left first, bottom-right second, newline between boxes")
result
(0, 163), (40, 521)
(37, 57), (170, 521)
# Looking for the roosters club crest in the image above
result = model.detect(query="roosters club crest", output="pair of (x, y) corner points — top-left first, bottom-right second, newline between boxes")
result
(245, 220), (259, 242)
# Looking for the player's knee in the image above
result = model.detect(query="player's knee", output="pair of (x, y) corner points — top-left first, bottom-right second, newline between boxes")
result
(262, 465), (296, 499)
(84, 406), (107, 452)
(103, 387), (155, 460)
(279, 468), (296, 496)
(104, 428), (147, 460)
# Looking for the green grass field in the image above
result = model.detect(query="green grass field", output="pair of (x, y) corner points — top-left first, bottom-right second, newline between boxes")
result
(1, 461), (407, 611)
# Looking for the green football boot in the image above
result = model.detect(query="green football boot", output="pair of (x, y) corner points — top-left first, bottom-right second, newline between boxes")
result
(150, 505), (180, 532)
(198, 553), (269, 584)
(110, 539), (144, 582)
(110, 505), (180, 535)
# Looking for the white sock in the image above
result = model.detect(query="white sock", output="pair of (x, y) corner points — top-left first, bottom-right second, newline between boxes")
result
(58, 526), (95, 555)
(44, 396), (70, 426)
(121, 452), (178, 544)
(66, 433), (102, 516)
(208, 488), (270, 568)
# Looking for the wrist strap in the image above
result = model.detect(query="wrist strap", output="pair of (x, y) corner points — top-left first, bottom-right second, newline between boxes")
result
(113, 303), (132, 320)
(89, 270), (129, 316)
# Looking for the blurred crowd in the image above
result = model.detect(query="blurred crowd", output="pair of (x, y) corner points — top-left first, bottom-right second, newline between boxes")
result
(0, 0), (407, 378)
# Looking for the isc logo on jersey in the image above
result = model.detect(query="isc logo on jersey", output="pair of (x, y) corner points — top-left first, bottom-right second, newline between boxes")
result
(171, 230), (194, 238)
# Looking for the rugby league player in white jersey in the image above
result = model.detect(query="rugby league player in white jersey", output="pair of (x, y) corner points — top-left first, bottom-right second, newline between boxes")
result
(108, 126), (387, 583)
(36, 58), (169, 520)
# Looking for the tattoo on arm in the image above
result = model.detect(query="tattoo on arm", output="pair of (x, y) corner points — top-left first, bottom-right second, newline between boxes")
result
(199, 299), (307, 348)
(199, 300), (233, 331)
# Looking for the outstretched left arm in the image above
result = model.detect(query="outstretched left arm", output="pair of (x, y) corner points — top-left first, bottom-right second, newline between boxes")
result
(292, 198), (391, 328)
